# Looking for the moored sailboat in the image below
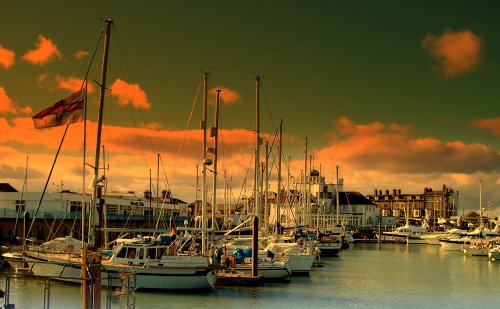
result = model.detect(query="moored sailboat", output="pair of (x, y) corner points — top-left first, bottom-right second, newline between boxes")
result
(21, 18), (216, 291)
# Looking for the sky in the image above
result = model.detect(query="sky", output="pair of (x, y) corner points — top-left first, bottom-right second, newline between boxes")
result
(1, 1), (499, 216)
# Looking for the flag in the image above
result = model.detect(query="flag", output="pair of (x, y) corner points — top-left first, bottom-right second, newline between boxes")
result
(32, 88), (85, 129)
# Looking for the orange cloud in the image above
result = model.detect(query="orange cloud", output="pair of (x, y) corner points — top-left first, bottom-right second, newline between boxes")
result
(145, 122), (163, 130)
(320, 117), (499, 174)
(22, 35), (62, 65)
(422, 29), (482, 77)
(0, 45), (15, 69)
(209, 86), (241, 105)
(0, 87), (32, 115)
(110, 79), (151, 110)
(56, 75), (95, 93)
(471, 117), (500, 136)
(73, 50), (89, 59)
(311, 117), (500, 213)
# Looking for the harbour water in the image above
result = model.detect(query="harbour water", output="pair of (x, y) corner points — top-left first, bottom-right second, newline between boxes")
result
(1, 243), (498, 308)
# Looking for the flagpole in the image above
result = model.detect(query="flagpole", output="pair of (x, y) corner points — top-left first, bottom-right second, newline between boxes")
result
(89, 18), (113, 247)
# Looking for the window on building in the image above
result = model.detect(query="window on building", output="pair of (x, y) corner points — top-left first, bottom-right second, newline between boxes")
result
(15, 200), (26, 212)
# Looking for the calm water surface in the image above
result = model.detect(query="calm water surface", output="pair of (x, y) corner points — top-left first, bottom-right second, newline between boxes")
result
(1, 243), (498, 308)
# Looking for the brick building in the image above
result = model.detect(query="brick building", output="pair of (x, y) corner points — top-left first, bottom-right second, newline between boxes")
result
(366, 185), (458, 224)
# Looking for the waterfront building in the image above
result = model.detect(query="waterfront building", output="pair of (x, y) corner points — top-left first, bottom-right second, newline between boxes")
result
(0, 183), (188, 245)
(366, 185), (458, 225)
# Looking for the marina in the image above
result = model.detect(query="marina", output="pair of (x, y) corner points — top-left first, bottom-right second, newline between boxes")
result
(1, 243), (499, 308)
(1, 3), (499, 309)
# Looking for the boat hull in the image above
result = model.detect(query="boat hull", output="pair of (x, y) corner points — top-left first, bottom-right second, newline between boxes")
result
(315, 242), (342, 256)
(103, 263), (216, 289)
(232, 260), (291, 279)
(23, 251), (216, 290)
(285, 254), (315, 274)
(488, 249), (500, 260)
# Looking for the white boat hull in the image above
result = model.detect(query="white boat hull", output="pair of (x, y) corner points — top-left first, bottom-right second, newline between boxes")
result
(285, 254), (316, 274)
(420, 235), (442, 245)
(439, 240), (464, 251)
(103, 263), (216, 289)
(23, 251), (216, 289)
(232, 260), (291, 279)
(406, 236), (428, 244)
(24, 251), (83, 283)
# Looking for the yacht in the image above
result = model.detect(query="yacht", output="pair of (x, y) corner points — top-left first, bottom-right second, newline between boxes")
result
(24, 235), (216, 290)
(420, 228), (467, 245)
(102, 237), (216, 289)
(379, 224), (428, 244)
(439, 228), (499, 251)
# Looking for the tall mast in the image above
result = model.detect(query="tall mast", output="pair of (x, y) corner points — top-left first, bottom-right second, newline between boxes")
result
(336, 165), (340, 224)
(157, 153), (160, 225)
(317, 165), (321, 229)
(201, 72), (209, 255)
(277, 119), (283, 236)
(264, 141), (269, 233)
(479, 179), (483, 228)
(287, 155), (291, 228)
(303, 137), (308, 226)
(212, 89), (221, 237)
(88, 18), (112, 246)
(255, 76), (261, 220)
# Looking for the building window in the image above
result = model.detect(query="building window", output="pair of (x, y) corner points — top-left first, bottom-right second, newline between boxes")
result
(15, 200), (27, 212)
(69, 201), (82, 213)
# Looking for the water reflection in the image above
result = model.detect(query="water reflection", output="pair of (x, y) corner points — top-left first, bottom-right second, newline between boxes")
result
(2, 243), (498, 309)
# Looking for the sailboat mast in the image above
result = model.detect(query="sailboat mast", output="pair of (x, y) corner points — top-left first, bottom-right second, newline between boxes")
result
(89, 18), (112, 246)
(336, 165), (340, 225)
(303, 138), (308, 226)
(157, 153), (160, 225)
(264, 142), (269, 233)
(302, 137), (307, 225)
(212, 89), (221, 237)
(255, 76), (261, 221)
(277, 119), (283, 236)
(201, 72), (209, 255)
(317, 165), (322, 229)
(479, 179), (483, 228)
(22, 156), (28, 249)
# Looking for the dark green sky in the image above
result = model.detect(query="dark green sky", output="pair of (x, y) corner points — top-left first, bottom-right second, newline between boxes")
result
(1, 1), (499, 211)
